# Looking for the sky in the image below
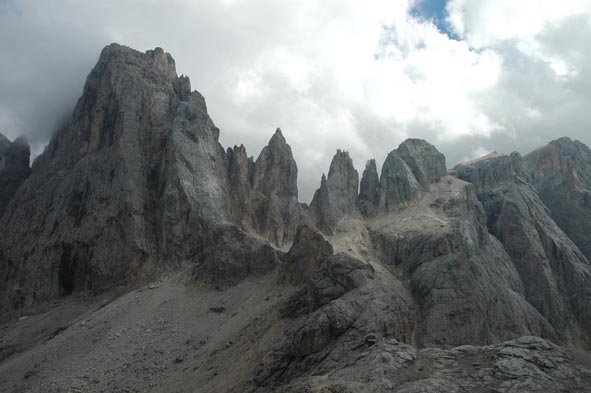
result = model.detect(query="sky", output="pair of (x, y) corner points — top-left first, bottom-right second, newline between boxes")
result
(0, 0), (590, 202)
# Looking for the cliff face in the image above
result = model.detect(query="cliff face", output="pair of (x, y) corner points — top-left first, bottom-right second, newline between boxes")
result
(524, 137), (591, 261)
(1, 43), (591, 393)
(310, 150), (359, 233)
(455, 153), (591, 347)
(0, 134), (31, 217)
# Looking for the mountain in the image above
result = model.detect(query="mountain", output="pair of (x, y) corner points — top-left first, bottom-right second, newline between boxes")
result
(0, 44), (590, 393)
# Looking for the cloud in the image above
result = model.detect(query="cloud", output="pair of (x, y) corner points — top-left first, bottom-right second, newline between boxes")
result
(0, 0), (590, 201)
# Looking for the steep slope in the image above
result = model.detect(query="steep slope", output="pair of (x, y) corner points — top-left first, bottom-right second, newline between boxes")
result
(0, 44), (238, 318)
(524, 137), (591, 261)
(2, 43), (591, 393)
(310, 150), (359, 233)
(455, 152), (591, 347)
(0, 134), (31, 217)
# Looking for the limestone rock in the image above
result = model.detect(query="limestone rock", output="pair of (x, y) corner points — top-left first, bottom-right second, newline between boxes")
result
(0, 134), (31, 217)
(251, 128), (300, 245)
(270, 336), (591, 392)
(524, 137), (591, 261)
(378, 139), (447, 212)
(357, 159), (380, 218)
(281, 224), (333, 284)
(397, 138), (447, 190)
(370, 177), (554, 348)
(192, 224), (281, 288)
(310, 150), (359, 232)
(378, 149), (420, 211)
(0, 44), (235, 318)
(455, 153), (591, 347)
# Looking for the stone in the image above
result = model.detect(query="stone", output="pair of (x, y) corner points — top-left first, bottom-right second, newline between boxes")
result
(357, 159), (380, 218)
(524, 137), (591, 261)
(0, 134), (31, 217)
(378, 138), (447, 212)
(251, 128), (300, 245)
(192, 225), (281, 288)
(281, 224), (333, 284)
(0, 44), (236, 318)
(455, 152), (591, 347)
(310, 150), (359, 233)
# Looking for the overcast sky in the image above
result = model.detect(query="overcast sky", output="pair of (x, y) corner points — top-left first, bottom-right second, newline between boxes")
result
(1, 0), (590, 201)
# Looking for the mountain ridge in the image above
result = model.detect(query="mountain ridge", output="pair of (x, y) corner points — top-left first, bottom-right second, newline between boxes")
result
(1, 43), (590, 392)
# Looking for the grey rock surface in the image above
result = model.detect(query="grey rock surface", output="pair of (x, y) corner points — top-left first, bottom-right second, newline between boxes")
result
(378, 139), (446, 212)
(524, 137), (591, 261)
(455, 153), (591, 347)
(357, 159), (380, 218)
(2, 43), (591, 393)
(192, 224), (281, 288)
(0, 134), (31, 217)
(310, 150), (359, 233)
(0, 44), (236, 319)
(281, 224), (334, 285)
(370, 177), (553, 348)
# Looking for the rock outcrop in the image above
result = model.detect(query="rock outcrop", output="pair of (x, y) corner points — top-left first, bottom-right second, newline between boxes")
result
(0, 134), (31, 217)
(0, 44), (236, 317)
(280, 224), (333, 284)
(357, 159), (380, 218)
(2, 43), (591, 393)
(248, 128), (300, 245)
(310, 150), (359, 232)
(192, 224), (281, 288)
(524, 137), (591, 261)
(455, 153), (591, 347)
(370, 176), (553, 348)
(270, 336), (591, 392)
(378, 139), (447, 212)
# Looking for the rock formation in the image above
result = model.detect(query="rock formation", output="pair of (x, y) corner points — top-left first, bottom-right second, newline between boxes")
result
(1, 43), (591, 393)
(0, 44), (238, 317)
(310, 150), (359, 232)
(0, 134), (31, 217)
(378, 139), (447, 212)
(250, 128), (300, 245)
(524, 137), (591, 261)
(455, 152), (591, 347)
(357, 159), (380, 218)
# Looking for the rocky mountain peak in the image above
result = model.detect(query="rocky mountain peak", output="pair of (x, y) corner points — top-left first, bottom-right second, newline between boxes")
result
(397, 138), (447, 189)
(524, 137), (591, 260)
(358, 159), (380, 218)
(252, 128), (298, 199)
(0, 134), (31, 216)
(310, 149), (359, 233)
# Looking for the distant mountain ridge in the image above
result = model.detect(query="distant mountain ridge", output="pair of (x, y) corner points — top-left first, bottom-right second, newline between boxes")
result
(1, 43), (590, 392)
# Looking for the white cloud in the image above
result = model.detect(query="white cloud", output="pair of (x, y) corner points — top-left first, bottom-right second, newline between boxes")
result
(0, 0), (590, 201)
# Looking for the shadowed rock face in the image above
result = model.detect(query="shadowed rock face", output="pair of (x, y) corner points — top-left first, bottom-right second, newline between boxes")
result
(357, 159), (380, 218)
(2, 43), (591, 393)
(0, 44), (236, 317)
(455, 153), (591, 347)
(226, 129), (302, 246)
(379, 139), (447, 212)
(0, 135), (31, 217)
(281, 224), (333, 285)
(251, 128), (300, 245)
(310, 150), (359, 233)
(524, 137), (591, 261)
(370, 177), (553, 348)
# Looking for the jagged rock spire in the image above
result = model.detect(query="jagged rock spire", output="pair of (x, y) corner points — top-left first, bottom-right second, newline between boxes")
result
(310, 149), (359, 233)
(0, 134), (31, 217)
(378, 138), (447, 212)
(357, 159), (380, 218)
